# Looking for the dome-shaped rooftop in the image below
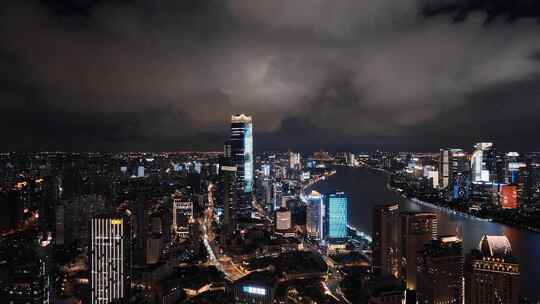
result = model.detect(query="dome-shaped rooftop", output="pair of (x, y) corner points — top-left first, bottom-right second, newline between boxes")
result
(479, 235), (512, 257)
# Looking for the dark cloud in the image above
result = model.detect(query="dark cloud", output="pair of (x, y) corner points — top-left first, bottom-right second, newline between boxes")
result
(1, 0), (540, 151)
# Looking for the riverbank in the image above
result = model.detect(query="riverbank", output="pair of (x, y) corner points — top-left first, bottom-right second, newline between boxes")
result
(379, 166), (540, 234)
(301, 169), (372, 242)
(309, 166), (540, 301)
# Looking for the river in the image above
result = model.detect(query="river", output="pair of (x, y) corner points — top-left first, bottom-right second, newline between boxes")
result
(309, 166), (540, 301)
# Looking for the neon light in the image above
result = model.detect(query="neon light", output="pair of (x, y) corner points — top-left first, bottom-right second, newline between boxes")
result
(243, 286), (266, 295)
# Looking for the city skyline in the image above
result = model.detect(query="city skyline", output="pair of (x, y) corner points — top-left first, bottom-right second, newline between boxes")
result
(2, 1), (540, 303)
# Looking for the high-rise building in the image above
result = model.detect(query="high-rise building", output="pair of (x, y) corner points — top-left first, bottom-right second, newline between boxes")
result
(289, 152), (301, 170)
(500, 184), (518, 209)
(220, 164), (238, 237)
(465, 235), (520, 304)
(90, 214), (132, 304)
(439, 149), (451, 189)
(346, 152), (357, 167)
(228, 114), (254, 208)
(272, 182), (283, 212)
(324, 191), (348, 240)
(275, 207), (292, 231)
(171, 191), (193, 239)
(400, 212), (438, 291)
(471, 142), (496, 183)
(306, 191), (324, 240)
(504, 152), (526, 184)
(137, 165), (145, 178)
(261, 163), (271, 178)
(417, 236), (463, 304)
(146, 238), (161, 265)
(372, 203), (400, 277)
(439, 149), (469, 199)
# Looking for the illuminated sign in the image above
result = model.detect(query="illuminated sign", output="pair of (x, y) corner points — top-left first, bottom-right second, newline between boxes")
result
(15, 181), (27, 189)
(243, 286), (266, 296)
(111, 219), (122, 225)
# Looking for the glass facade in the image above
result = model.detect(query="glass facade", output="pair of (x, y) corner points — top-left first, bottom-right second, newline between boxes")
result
(306, 191), (324, 239)
(229, 114), (253, 198)
(244, 120), (253, 193)
(326, 192), (348, 240)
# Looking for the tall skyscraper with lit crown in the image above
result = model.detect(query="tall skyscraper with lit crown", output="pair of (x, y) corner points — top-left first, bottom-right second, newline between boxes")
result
(465, 235), (520, 304)
(228, 114), (253, 209)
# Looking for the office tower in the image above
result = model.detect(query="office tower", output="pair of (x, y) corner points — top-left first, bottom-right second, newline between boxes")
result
(90, 214), (132, 304)
(37, 177), (59, 234)
(272, 182), (283, 211)
(228, 114), (253, 208)
(439, 148), (468, 195)
(505, 152), (525, 184)
(400, 212), (438, 291)
(417, 236), (463, 304)
(372, 203), (400, 277)
(439, 149), (451, 189)
(261, 163), (271, 178)
(171, 191), (193, 239)
(220, 164), (238, 237)
(289, 152), (301, 170)
(306, 191), (324, 240)
(471, 142), (496, 183)
(275, 207), (292, 231)
(146, 213), (162, 265)
(346, 152), (357, 167)
(500, 184), (518, 209)
(465, 235), (520, 304)
(324, 191), (348, 240)
(150, 213), (163, 235)
(146, 238), (160, 265)
(137, 165), (145, 177)
(426, 169), (439, 189)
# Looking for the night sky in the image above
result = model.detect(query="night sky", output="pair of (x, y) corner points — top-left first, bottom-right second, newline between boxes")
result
(2, 0), (540, 152)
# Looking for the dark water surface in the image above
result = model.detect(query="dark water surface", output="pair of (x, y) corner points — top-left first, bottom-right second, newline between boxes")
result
(311, 167), (540, 301)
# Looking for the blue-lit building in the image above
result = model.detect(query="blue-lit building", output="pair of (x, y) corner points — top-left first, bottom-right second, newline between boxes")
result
(228, 114), (254, 208)
(324, 191), (348, 240)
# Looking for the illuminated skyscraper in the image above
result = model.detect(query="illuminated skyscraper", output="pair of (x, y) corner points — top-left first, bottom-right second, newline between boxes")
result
(500, 184), (518, 209)
(372, 203), (400, 277)
(306, 191), (324, 240)
(228, 114), (253, 208)
(417, 236), (463, 304)
(439, 148), (469, 199)
(439, 149), (451, 189)
(289, 152), (301, 170)
(400, 212), (438, 291)
(90, 214), (132, 304)
(471, 142), (496, 183)
(171, 191), (193, 239)
(275, 207), (292, 231)
(324, 191), (348, 240)
(465, 235), (520, 304)
(504, 152), (525, 184)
